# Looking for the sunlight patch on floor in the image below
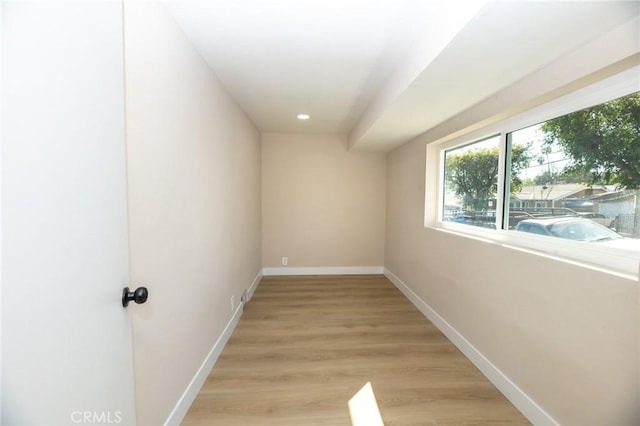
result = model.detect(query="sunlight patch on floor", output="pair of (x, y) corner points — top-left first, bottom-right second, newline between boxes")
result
(348, 382), (384, 426)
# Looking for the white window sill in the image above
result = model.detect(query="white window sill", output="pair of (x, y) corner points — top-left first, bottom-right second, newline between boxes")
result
(430, 221), (640, 281)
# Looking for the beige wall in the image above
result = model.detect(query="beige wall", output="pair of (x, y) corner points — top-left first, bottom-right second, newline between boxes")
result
(262, 133), (386, 268)
(385, 137), (639, 425)
(124, 3), (261, 425)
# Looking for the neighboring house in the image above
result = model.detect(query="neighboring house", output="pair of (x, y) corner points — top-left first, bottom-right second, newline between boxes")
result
(510, 184), (609, 210)
(593, 190), (637, 216)
(593, 190), (640, 236)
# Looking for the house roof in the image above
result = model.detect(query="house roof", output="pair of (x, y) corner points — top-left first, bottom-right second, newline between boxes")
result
(512, 184), (608, 201)
(591, 190), (637, 203)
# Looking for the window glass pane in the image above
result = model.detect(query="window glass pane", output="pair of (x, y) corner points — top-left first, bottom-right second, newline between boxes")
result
(505, 92), (640, 249)
(443, 135), (500, 229)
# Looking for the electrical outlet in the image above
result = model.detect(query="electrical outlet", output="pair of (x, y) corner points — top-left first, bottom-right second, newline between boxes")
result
(282, 256), (288, 266)
(231, 295), (235, 312)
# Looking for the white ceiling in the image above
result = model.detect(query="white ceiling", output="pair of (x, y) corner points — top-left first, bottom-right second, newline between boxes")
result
(165, 0), (639, 152)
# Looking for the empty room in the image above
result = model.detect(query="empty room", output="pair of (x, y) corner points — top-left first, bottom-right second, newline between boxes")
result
(2, 1), (639, 425)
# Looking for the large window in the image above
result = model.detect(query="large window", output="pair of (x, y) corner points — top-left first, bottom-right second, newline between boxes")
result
(433, 79), (639, 275)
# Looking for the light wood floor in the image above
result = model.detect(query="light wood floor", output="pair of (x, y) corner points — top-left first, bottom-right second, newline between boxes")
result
(182, 275), (530, 425)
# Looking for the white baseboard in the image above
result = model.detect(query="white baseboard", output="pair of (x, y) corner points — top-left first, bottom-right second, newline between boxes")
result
(246, 269), (263, 301)
(164, 269), (263, 425)
(383, 268), (557, 426)
(262, 266), (384, 276)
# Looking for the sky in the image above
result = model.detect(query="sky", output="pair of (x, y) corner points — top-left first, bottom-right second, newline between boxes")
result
(445, 124), (571, 183)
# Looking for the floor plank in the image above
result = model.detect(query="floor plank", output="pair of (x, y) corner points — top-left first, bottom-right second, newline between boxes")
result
(182, 275), (530, 425)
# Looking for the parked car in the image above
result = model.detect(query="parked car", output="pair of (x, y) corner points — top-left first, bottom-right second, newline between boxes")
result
(452, 213), (474, 224)
(451, 212), (496, 229)
(515, 217), (639, 251)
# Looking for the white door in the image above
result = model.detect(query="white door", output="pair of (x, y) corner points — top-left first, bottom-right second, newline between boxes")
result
(2, 2), (138, 424)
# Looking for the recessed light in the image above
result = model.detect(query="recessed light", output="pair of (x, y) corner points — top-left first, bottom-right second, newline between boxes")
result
(297, 114), (310, 120)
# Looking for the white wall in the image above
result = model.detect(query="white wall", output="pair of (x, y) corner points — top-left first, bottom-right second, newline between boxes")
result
(262, 133), (386, 271)
(123, 3), (262, 425)
(385, 121), (639, 425)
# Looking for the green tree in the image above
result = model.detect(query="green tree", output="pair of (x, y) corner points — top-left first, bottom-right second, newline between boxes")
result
(541, 91), (640, 237)
(445, 145), (530, 211)
(534, 170), (555, 185)
(541, 92), (640, 189)
(533, 168), (595, 185)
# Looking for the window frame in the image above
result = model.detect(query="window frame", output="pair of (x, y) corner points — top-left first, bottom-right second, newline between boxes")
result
(426, 66), (640, 278)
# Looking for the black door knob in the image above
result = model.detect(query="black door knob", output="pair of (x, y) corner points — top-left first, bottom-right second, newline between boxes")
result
(122, 286), (148, 307)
